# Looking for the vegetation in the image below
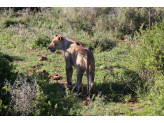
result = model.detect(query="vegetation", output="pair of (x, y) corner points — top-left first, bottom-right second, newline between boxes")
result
(1, 7), (164, 116)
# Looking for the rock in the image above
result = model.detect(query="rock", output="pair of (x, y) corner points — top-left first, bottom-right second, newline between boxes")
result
(38, 56), (48, 61)
(119, 111), (124, 114)
(49, 72), (55, 78)
(52, 76), (62, 80)
(49, 73), (62, 80)
(100, 66), (107, 70)
(36, 70), (49, 75)
(82, 101), (90, 106)
(42, 70), (49, 75)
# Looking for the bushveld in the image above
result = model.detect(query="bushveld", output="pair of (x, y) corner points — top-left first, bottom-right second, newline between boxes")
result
(1, 7), (164, 116)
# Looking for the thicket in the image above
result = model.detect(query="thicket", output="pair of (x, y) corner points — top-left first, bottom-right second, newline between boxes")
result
(0, 7), (44, 14)
(126, 19), (164, 91)
(1, 7), (164, 50)
(117, 17), (164, 115)
(0, 52), (17, 115)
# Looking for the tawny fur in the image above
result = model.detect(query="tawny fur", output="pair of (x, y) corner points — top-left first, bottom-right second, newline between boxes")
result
(47, 35), (95, 97)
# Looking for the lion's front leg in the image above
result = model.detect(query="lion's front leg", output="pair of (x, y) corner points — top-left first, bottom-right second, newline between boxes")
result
(73, 79), (78, 91)
(66, 65), (73, 89)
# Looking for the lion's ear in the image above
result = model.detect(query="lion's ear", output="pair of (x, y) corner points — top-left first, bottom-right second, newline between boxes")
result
(57, 35), (63, 42)
(54, 35), (58, 38)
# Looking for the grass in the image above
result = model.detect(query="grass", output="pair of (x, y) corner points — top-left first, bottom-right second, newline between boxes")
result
(1, 7), (164, 116)
(0, 35), (143, 115)
(0, 17), (139, 116)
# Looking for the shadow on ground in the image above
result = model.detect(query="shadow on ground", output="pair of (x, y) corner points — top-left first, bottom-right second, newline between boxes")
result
(0, 51), (144, 115)
(0, 52), (24, 62)
(92, 66), (143, 102)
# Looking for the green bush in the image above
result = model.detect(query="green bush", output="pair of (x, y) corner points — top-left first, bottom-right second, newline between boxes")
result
(31, 35), (51, 49)
(116, 32), (125, 40)
(0, 7), (42, 13)
(138, 77), (164, 115)
(0, 52), (18, 115)
(134, 20), (164, 74)
(120, 18), (164, 94)
(0, 52), (15, 91)
(118, 8), (142, 35)
(2, 18), (26, 28)
(116, 7), (164, 36)
(59, 7), (115, 33)
(87, 31), (117, 51)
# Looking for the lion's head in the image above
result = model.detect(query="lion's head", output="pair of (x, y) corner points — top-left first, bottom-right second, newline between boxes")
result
(47, 35), (64, 53)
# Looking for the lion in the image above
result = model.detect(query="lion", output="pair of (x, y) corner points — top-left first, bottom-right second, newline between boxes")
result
(47, 35), (95, 99)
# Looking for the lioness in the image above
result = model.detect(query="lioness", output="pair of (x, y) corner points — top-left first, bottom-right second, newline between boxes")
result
(47, 35), (95, 98)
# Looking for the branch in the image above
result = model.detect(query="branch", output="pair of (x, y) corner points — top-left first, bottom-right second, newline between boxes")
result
(124, 83), (138, 95)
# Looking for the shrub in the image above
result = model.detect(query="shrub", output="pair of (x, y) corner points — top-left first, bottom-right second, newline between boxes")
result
(116, 32), (125, 40)
(120, 18), (164, 94)
(87, 31), (117, 51)
(138, 77), (164, 115)
(59, 7), (115, 33)
(31, 35), (51, 49)
(135, 20), (164, 74)
(3, 74), (48, 116)
(0, 53), (17, 104)
(2, 18), (26, 28)
(116, 7), (164, 36)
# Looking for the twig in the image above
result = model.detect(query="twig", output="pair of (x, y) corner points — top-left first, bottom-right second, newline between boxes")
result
(124, 83), (138, 95)
(161, 72), (164, 77)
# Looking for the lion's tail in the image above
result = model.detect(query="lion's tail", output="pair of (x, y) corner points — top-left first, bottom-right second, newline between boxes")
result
(85, 53), (90, 98)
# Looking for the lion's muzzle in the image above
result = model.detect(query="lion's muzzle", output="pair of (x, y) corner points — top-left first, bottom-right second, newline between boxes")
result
(47, 46), (50, 50)
(47, 46), (55, 53)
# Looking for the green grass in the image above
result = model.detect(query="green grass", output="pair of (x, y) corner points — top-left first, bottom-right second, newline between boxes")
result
(1, 7), (164, 116)
(0, 14), (140, 116)
(0, 35), (142, 115)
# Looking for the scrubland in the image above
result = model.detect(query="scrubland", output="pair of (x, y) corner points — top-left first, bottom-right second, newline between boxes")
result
(1, 7), (164, 116)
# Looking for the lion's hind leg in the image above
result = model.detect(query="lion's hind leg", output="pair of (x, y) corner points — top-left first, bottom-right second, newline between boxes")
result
(66, 66), (73, 89)
(74, 68), (84, 96)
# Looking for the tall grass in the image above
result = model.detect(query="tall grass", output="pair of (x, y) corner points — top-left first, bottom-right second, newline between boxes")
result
(1, 7), (164, 50)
